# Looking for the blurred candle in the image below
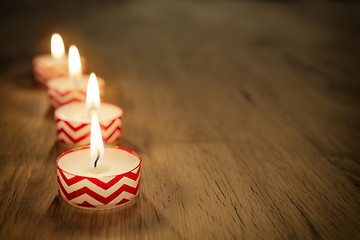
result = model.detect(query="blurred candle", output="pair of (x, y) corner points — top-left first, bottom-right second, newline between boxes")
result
(47, 46), (102, 109)
(33, 33), (68, 84)
(54, 73), (121, 146)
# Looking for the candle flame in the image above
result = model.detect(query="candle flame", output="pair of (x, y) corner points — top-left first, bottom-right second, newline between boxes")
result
(51, 33), (65, 59)
(68, 45), (82, 84)
(86, 73), (101, 115)
(90, 114), (104, 167)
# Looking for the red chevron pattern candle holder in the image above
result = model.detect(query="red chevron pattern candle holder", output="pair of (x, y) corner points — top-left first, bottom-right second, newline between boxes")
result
(57, 146), (141, 210)
(55, 103), (123, 146)
(33, 55), (87, 84)
(47, 75), (104, 108)
(33, 54), (68, 84)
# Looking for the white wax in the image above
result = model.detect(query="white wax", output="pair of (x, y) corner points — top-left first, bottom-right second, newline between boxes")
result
(47, 74), (105, 90)
(58, 147), (140, 177)
(55, 102), (122, 123)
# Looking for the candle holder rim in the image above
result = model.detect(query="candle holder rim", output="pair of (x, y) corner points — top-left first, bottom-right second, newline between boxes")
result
(47, 74), (105, 88)
(33, 53), (90, 60)
(54, 102), (123, 123)
(56, 145), (141, 178)
(33, 54), (70, 65)
(34, 53), (64, 59)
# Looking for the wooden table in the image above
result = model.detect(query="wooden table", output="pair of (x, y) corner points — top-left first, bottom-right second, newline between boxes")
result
(0, 1), (359, 239)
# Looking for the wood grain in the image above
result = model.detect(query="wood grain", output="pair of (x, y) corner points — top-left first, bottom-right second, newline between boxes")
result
(0, 0), (359, 239)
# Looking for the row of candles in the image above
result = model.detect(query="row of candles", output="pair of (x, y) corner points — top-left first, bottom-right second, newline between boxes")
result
(34, 34), (141, 210)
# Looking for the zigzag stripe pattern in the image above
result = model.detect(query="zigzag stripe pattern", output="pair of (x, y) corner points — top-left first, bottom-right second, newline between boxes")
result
(57, 155), (141, 208)
(33, 60), (67, 84)
(33, 55), (87, 84)
(48, 86), (105, 109)
(55, 116), (122, 146)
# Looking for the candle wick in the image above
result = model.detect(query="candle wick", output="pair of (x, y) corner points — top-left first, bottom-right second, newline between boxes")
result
(87, 106), (97, 118)
(94, 150), (100, 168)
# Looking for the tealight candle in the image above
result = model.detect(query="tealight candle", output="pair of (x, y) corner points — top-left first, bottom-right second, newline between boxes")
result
(33, 33), (86, 84)
(57, 115), (141, 210)
(55, 73), (122, 146)
(47, 45), (103, 108)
